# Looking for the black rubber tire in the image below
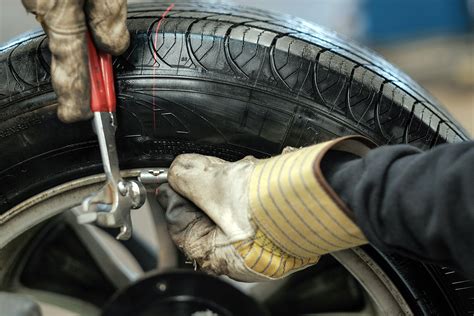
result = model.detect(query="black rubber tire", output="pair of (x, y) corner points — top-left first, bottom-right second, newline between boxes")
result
(0, 2), (472, 315)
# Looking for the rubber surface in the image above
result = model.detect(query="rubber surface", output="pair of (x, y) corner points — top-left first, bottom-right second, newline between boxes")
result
(0, 2), (472, 315)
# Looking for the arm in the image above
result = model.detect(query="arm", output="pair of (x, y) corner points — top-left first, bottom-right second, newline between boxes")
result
(156, 137), (474, 281)
(322, 141), (474, 275)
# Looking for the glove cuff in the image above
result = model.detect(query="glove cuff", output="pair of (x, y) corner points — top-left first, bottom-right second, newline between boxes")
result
(233, 228), (319, 279)
(248, 136), (374, 258)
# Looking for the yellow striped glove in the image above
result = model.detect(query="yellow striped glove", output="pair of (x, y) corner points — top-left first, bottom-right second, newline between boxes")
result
(157, 136), (373, 282)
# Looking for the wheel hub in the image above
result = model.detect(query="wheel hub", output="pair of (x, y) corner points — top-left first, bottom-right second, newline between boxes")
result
(102, 271), (267, 316)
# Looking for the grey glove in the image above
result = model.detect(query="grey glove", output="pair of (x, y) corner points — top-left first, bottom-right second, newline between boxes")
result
(157, 183), (273, 282)
(22, 0), (129, 123)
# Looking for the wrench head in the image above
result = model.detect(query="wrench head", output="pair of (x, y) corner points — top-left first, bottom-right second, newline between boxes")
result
(73, 179), (147, 240)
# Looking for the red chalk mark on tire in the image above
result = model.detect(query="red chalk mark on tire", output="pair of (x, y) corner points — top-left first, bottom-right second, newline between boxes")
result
(152, 3), (175, 130)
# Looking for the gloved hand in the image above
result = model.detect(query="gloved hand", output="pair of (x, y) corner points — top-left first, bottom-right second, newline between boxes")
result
(157, 136), (373, 282)
(22, 0), (129, 123)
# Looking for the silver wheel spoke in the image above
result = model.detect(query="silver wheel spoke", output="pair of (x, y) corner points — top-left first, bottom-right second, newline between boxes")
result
(146, 192), (179, 271)
(15, 287), (100, 316)
(64, 211), (142, 289)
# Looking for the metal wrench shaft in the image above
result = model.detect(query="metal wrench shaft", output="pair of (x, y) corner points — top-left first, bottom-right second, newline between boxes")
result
(74, 33), (146, 240)
(94, 112), (120, 184)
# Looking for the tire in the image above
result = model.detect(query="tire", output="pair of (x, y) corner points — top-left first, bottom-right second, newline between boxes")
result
(0, 2), (472, 315)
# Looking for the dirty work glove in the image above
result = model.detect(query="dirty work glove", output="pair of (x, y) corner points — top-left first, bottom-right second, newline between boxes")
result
(22, 0), (129, 123)
(157, 136), (374, 282)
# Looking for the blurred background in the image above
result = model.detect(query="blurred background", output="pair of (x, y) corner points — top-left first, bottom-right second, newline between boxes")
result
(1, 0), (472, 134)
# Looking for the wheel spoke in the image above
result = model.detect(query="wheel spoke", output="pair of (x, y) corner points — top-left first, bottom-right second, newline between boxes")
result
(146, 192), (179, 271)
(15, 286), (100, 316)
(64, 212), (142, 289)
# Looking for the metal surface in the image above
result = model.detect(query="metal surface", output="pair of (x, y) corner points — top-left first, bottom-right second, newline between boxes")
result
(94, 112), (121, 186)
(147, 192), (178, 271)
(0, 169), (168, 248)
(64, 212), (142, 289)
(102, 271), (268, 316)
(138, 169), (176, 270)
(74, 113), (147, 240)
(15, 287), (100, 316)
(334, 250), (413, 315)
(138, 169), (168, 186)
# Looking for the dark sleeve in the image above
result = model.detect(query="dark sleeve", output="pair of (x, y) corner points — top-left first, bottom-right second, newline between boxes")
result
(321, 141), (474, 276)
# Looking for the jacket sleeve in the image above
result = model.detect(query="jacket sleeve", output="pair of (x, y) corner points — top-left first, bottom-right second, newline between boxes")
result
(321, 141), (474, 276)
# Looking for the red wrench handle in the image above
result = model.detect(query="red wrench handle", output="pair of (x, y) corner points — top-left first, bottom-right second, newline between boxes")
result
(87, 32), (116, 113)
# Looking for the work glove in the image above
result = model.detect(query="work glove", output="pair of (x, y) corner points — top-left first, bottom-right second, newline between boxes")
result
(22, 0), (129, 123)
(157, 136), (374, 282)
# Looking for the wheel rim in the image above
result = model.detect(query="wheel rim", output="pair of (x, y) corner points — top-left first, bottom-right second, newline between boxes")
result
(0, 170), (413, 315)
